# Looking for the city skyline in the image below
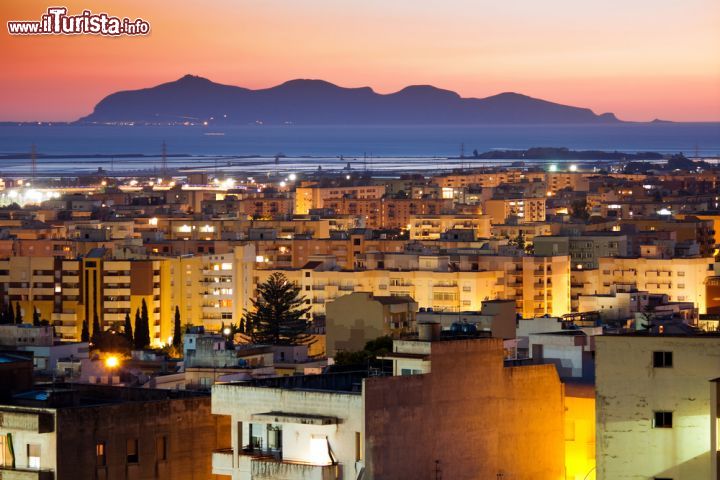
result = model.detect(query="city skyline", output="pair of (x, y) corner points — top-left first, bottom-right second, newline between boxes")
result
(1, 0), (719, 122)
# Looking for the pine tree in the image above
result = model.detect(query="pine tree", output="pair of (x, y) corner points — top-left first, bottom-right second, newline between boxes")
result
(123, 311), (133, 344)
(91, 311), (101, 345)
(172, 306), (182, 348)
(6, 303), (14, 325)
(32, 308), (41, 326)
(81, 319), (89, 342)
(15, 302), (22, 324)
(243, 272), (312, 345)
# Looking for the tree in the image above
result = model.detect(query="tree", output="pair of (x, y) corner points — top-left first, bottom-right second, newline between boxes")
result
(334, 336), (393, 367)
(570, 199), (589, 221)
(91, 312), (101, 345)
(32, 308), (41, 326)
(123, 312), (134, 344)
(81, 319), (89, 342)
(5, 303), (14, 325)
(172, 306), (182, 349)
(243, 272), (312, 345)
(133, 300), (151, 350)
(15, 302), (22, 324)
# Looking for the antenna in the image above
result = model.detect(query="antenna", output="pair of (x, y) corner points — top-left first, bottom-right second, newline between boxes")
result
(31, 143), (37, 181)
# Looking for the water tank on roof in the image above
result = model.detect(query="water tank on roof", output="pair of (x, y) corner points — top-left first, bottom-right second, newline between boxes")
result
(450, 322), (477, 334)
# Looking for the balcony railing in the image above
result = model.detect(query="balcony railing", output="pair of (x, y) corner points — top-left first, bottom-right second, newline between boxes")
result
(0, 466), (55, 480)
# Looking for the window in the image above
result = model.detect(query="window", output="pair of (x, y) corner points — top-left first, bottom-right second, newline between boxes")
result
(96, 442), (106, 466)
(653, 351), (673, 368)
(355, 432), (363, 462)
(654, 411), (673, 428)
(267, 425), (282, 450)
(27, 444), (41, 469)
(156, 436), (167, 462)
(126, 438), (139, 463)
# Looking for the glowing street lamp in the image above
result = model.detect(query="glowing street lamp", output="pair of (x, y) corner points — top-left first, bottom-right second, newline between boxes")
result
(105, 356), (119, 368)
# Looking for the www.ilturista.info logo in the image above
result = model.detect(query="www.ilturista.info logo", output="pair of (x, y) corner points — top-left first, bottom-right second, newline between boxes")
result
(7, 7), (150, 36)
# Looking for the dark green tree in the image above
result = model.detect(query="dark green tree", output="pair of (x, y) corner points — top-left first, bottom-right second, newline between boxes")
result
(570, 199), (589, 221)
(6, 303), (14, 325)
(32, 308), (41, 326)
(134, 299), (151, 349)
(15, 302), (22, 324)
(91, 312), (101, 345)
(123, 311), (133, 344)
(172, 306), (182, 349)
(133, 309), (144, 349)
(243, 272), (312, 345)
(81, 319), (89, 342)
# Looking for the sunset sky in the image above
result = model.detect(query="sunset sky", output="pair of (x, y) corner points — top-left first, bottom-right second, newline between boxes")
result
(2, 0), (719, 122)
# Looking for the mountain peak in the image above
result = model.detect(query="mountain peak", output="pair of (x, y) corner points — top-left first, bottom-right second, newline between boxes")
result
(177, 74), (211, 83)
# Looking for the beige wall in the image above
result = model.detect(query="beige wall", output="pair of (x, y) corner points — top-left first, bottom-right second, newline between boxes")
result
(596, 336), (720, 479)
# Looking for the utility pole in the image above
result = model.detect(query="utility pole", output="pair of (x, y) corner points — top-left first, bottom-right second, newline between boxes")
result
(30, 143), (37, 182)
(161, 141), (168, 178)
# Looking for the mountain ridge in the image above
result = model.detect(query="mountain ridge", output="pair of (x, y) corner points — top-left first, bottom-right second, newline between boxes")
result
(78, 75), (622, 125)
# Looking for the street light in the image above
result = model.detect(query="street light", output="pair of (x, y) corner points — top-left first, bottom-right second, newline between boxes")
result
(105, 356), (119, 385)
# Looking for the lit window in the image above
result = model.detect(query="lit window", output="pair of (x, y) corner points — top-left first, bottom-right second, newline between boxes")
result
(127, 438), (139, 464)
(96, 442), (106, 466)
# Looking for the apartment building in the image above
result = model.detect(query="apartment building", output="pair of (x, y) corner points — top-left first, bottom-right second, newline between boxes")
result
(168, 245), (256, 332)
(534, 234), (628, 269)
(295, 184), (386, 214)
(597, 255), (713, 313)
(433, 169), (546, 189)
(255, 250), (570, 319)
(212, 337), (565, 480)
(325, 292), (418, 356)
(323, 196), (452, 230)
(596, 334), (720, 479)
(484, 196), (546, 224)
(0, 385), (228, 480)
(408, 213), (490, 240)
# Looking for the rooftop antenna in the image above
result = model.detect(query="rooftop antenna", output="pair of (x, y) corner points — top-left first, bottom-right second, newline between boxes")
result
(161, 141), (168, 177)
(31, 143), (37, 181)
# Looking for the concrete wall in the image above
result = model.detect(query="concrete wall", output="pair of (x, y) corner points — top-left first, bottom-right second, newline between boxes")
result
(326, 293), (385, 356)
(364, 338), (565, 480)
(212, 384), (364, 480)
(596, 336), (720, 479)
(56, 395), (228, 480)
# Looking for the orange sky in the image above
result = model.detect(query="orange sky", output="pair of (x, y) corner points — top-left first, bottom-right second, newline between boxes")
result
(2, 0), (719, 122)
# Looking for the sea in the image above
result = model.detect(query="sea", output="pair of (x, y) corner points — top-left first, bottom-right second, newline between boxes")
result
(0, 123), (719, 177)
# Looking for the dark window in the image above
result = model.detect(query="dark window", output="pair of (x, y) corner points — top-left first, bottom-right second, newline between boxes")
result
(653, 411), (673, 428)
(305, 272), (310, 278)
(96, 442), (106, 466)
(127, 438), (139, 463)
(156, 436), (167, 461)
(353, 238), (361, 246)
(653, 351), (673, 368)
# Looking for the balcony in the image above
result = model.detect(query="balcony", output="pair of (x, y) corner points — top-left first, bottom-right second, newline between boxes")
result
(0, 467), (54, 480)
(212, 448), (234, 475)
(232, 452), (339, 480)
